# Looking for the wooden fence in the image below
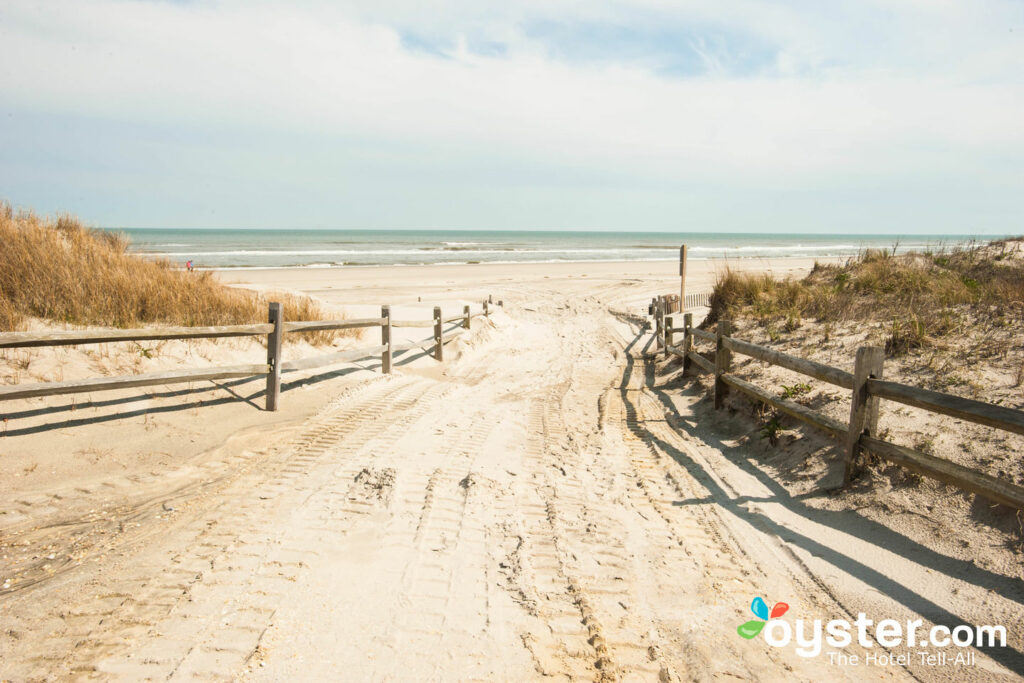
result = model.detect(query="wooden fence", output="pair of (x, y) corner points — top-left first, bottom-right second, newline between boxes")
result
(648, 292), (711, 340)
(0, 297), (498, 412)
(649, 296), (1024, 511)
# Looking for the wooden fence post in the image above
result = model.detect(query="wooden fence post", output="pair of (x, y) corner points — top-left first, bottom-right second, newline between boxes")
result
(664, 316), (674, 359)
(381, 305), (392, 374)
(658, 298), (667, 347)
(433, 306), (444, 362)
(654, 297), (664, 348)
(682, 312), (693, 373)
(844, 346), (885, 484)
(488, 294), (493, 304)
(714, 320), (732, 410)
(265, 302), (283, 411)
(463, 304), (471, 330)
(653, 298), (660, 345)
(679, 245), (688, 314)
(484, 300), (490, 317)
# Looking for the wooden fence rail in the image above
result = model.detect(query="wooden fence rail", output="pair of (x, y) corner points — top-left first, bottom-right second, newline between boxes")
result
(648, 294), (1024, 511)
(0, 324), (274, 348)
(0, 298), (499, 412)
(648, 291), (711, 340)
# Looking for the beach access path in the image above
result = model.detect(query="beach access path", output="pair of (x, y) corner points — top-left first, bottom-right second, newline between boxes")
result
(1, 263), (1019, 681)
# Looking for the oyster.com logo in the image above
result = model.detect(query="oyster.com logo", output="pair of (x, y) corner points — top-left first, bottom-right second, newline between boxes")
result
(737, 597), (789, 640)
(735, 595), (1006, 664)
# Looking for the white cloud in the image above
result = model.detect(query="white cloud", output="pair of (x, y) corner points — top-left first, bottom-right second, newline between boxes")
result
(0, 0), (1021, 229)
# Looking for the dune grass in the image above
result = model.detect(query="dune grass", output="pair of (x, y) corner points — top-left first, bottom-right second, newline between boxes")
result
(0, 202), (349, 344)
(707, 240), (1024, 356)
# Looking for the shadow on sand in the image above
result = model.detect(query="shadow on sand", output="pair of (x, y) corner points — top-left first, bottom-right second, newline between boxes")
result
(0, 344), (439, 438)
(619, 327), (1024, 675)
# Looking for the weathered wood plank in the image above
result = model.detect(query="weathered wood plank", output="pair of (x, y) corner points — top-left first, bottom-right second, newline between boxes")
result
(679, 245), (688, 315)
(0, 364), (270, 402)
(682, 312), (694, 373)
(283, 318), (384, 332)
(690, 328), (716, 343)
(279, 345), (387, 372)
(433, 306), (444, 362)
(664, 316), (674, 359)
(720, 373), (848, 439)
(686, 351), (715, 374)
(654, 297), (664, 348)
(867, 379), (1024, 436)
(724, 336), (855, 389)
(861, 436), (1024, 511)
(844, 347), (885, 484)
(265, 303), (283, 411)
(0, 324), (274, 348)
(380, 305), (392, 374)
(714, 320), (732, 410)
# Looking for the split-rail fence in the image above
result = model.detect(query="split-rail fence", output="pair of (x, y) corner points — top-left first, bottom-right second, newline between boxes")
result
(649, 294), (1024, 511)
(0, 297), (498, 412)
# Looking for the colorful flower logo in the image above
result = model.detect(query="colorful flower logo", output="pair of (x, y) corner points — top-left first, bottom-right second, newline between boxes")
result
(737, 597), (789, 639)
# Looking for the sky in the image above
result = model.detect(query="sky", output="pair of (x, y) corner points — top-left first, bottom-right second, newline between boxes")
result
(0, 0), (1021, 233)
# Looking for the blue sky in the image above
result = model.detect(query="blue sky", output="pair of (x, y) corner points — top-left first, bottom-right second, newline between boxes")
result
(0, 0), (1021, 233)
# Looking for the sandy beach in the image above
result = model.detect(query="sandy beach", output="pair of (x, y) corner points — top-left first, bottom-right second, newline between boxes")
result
(5, 0), (1021, 678)
(2, 255), (1021, 681)
(0, 257), (819, 506)
(217, 257), (826, 310)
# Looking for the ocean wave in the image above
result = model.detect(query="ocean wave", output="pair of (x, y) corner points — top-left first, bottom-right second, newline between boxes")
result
(420, 246), (519, 252)
(137, 243), (912, 258)
(140, 247), (679, 257)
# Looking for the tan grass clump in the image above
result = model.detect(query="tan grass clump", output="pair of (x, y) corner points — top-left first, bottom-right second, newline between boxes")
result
(0, 202), (349, 344)
(707, 240), (1024, 356)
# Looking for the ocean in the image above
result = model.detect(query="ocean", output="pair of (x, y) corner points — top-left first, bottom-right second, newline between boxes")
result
(114, 229), (992, 270)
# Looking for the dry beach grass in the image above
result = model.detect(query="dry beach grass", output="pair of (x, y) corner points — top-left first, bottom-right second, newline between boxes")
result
(0, 202), (348, 344)
(706, 239), (1024, 359)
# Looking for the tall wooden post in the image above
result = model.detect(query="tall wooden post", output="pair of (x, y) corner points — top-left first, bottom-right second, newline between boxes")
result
(679, 245), (688, 314)
(664, 315), (674, 359)
(463, 305), (471, 330)
(433, 306), (444, 362)
(265, 302), (283, 411)
(484, 300), (490, 317)
(713, 320), (732, 410)
(682, 312), (693, 373)
(381, 305), (392, 374)
(844, 347), (885, 484)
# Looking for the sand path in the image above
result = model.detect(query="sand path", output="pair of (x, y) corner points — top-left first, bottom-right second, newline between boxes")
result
(1, 279), (1019, 681)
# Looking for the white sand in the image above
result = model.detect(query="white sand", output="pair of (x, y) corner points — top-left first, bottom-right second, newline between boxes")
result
(1, 257), (1018, 681)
